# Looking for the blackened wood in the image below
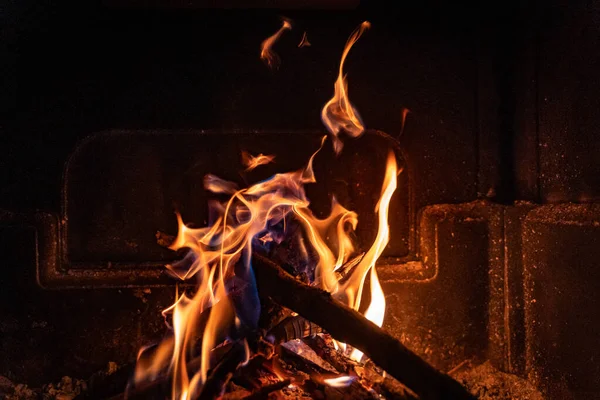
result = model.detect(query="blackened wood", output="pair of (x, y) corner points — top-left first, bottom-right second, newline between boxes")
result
(75, 315), (301, 400)
(279, 341), (337, 375)
(303, 335), (418, 400)
(268, 315), (323, 344)
(252, 253), (475, 400)
(374, 376), (420, 400)
(98, 342), (245, 400)
(241, 379), (291, 400)
(198, 341), (247, 400)
(302, 334), (355, 373)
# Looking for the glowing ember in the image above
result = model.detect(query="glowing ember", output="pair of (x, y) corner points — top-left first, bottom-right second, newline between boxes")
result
(260, 17), (292, 69)
(323, 375), (357, 388)
(134, 20), (399, 399)
(241, 150), (275, 171)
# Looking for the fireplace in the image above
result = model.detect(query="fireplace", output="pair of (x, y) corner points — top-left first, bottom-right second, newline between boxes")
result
(1, 1), (600, 399)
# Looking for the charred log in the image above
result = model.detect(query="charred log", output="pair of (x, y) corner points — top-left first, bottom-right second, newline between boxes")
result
(251, 253), (475, 400)
(198, 341), (247, 400)
(268, 315), (323, 344)
(241, 379), (291, 400)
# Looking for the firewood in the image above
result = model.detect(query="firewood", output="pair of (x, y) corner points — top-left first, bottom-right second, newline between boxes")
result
(251, 253), (476, 400)
(375, 375), (420, 400)
(229, 354), (271, 390)
(241, 379), (291, 400)
(74, 317), (304, 400)
(303, 335), (418, 400)
(99, 341), (246, 400)
(279, 340), (338, 374)
(268, 315), (323, 344)
(320, 379), (379, 400)
(198, 341), (247, 400)
(302, 334), (357, 374)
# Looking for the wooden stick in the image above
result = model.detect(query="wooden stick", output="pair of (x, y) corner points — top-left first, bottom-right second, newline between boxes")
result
(251, 253), (475, 400)
(198, 341), (247, 400)
(303, 335), (418, 400)
(302, 334), (356, 373)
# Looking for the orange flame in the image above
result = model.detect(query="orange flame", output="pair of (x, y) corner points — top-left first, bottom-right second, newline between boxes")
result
(321, 21), (370, 154)
(298, 32), (311, 48)
(323, 375), (357, 388)
(241, 151), (275, 171)
(135, 144), (397, 398)
(134, 21), (400, 399)
(260, 17), (292, 69)
(341, 152), (396, 361)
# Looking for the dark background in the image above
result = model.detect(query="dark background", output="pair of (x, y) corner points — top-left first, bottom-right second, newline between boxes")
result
(0, 0), (521, 212)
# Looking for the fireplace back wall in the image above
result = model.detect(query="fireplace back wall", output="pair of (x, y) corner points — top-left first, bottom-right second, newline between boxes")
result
(1, 1), (600, 398)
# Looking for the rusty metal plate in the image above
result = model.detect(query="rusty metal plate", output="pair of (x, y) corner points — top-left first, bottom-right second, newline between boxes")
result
(523, 204), (600, 396)
(39, 129), (410, 288)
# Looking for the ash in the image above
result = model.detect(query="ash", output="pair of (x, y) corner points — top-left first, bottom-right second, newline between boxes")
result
(452, 361), (544, 400)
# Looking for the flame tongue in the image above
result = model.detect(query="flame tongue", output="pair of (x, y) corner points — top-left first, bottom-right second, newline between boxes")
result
(134, 20), (401, 400)
(340, 151), (396, 309)
(260, 17), (292, 69)
(321, 21), (370, 154)
(342, 152), (397, 361)
(242, 151), (275, 171)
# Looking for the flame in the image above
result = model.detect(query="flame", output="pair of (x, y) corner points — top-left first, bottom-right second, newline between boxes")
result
(134, 21), (401, 399)
(323, 375), (357, 388)
(204, 174), (239, 195)
(298, 32), (311, 48)
(136, 143), (397, 398)
(241, 151), (275, 171)
(339, 152), (396, 305)
(400, 107), (410, 137)
(260, 17), (292, 69)
(321, 21), (370, 154)
(348, 266), (386, 361)
(240, 339), (251, 366)
(294, 198), (358, 293)
(344, 152), (396, 361)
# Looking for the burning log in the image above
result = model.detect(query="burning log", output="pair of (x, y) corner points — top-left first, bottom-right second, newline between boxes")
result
(251, 253), (475, 400)
(241, 379), (291, 400)
(73, 315), (312, 400)
(198, 341), (248, 400)
(302, 334), (357, 374)
(302, 335), (419, 400)
(268, 315), (323, 344)
(103, 341), (248, 400)
(78, 253), (471, 399)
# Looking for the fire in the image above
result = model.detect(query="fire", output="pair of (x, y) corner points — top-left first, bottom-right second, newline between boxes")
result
(260, 17), (292, 69)
(400, 107), (411, 137)
(134, 20), (398, 399)
(321, 21), (370, 154)
(298, 31), (311, 48)
(241, 150), (275, 171)
(323, 375), (357, 388)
